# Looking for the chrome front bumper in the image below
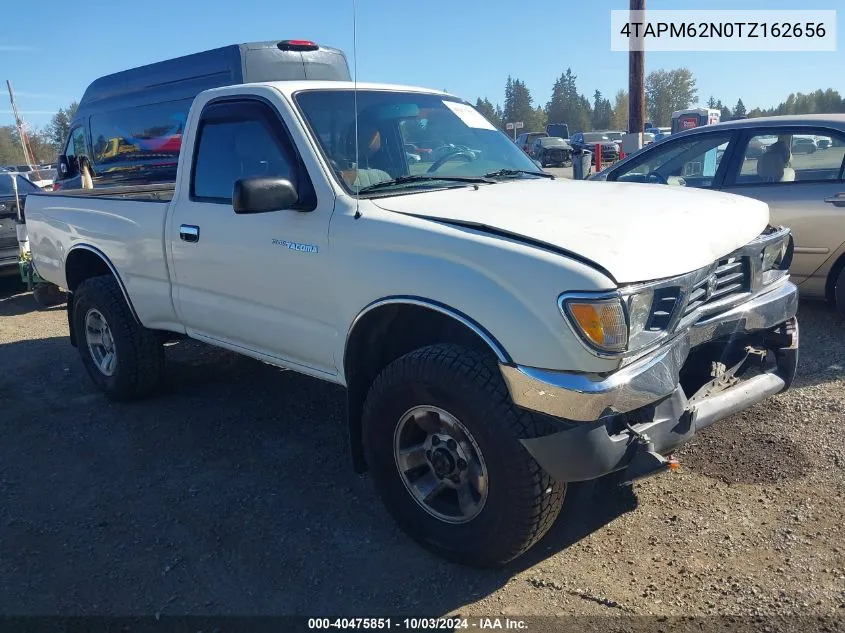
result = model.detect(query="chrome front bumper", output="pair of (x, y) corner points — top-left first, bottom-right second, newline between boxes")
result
(501, 281), (799, 483)
(500, 280), (798, 422)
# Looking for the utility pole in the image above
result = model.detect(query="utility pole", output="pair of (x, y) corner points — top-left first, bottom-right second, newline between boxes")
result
(6, 80), (37, 167)
(627, 0), (646, 141)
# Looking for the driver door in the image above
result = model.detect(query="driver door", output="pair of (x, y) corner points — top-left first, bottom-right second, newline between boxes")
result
(608, 131), (737, 189)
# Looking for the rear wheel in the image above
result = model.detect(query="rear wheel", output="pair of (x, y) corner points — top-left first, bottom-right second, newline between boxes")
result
(32, 282), (66, 309)
(362, 343), (565, 567)
(73, 275), (163, 401)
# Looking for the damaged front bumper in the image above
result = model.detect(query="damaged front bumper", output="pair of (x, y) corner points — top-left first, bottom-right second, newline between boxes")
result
(500, 280), (799, 483)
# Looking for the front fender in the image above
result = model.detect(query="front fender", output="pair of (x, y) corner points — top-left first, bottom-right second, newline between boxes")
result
(331, 203), (620, 376)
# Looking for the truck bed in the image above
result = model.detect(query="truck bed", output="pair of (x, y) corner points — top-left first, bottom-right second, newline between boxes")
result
(25, 185), (179, 330)
(48, 183), (174, 202)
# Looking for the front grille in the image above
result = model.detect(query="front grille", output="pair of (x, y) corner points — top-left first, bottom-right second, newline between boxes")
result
(683, 257), (750, 317)
(545, 149), (568, 163)
(646, 286), (683, 330)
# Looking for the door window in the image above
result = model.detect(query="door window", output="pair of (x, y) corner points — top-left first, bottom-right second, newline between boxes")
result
(732, 130), (845, 185)
(609, 133), (732, 188)
(191, 101), (297, 203)
(65, 127), (86, 159)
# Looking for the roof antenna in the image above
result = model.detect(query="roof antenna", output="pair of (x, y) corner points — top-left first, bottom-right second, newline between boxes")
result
(352, 0), (362, 219)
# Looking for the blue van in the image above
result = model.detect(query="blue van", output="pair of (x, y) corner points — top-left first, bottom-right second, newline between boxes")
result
(56, 40), (350, 190)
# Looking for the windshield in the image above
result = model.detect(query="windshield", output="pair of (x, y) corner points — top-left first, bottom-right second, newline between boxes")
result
(541, 137), (568, 146)
(583, 133), (610, 143)
(605, 132), (623, 141)
(0, 174), (40, 195)
(295, 89), (543, 195)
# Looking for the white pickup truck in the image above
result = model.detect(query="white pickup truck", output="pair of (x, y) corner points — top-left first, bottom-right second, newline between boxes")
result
(25, 80), (799, 567)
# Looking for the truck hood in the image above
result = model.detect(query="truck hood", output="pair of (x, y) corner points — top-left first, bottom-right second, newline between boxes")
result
(371, 179), (769, 284)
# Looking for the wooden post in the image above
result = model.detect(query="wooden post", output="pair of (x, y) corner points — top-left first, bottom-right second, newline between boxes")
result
(628, 0), (645, 140)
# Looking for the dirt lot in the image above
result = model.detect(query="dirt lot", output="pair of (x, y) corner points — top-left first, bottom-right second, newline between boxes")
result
(1, 276), (844, 620)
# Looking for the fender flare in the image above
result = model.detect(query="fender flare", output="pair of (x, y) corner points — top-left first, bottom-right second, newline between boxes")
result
(344, 295), (511, 378)
(65, 244), (140, 346)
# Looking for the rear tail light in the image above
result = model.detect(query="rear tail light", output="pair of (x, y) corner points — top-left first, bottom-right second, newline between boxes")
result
(52, 182), (62, 191)
(277, 40), (319, 52)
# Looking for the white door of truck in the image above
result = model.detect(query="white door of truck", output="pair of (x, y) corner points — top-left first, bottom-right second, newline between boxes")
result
(168, 98), (338, 377)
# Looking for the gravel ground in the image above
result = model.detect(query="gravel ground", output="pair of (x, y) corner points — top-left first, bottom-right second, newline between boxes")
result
(1, 276), (844, 622)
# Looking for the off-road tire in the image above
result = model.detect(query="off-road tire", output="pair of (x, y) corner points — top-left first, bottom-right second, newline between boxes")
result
(32, 283), (66, 309)
(73, 275), (163, 401)
(362, 343), (565, 567)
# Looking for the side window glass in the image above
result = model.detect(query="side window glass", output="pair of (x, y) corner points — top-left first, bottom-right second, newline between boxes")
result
(736, 131), (845, 184)
(65, 127), (85, 158)
(611, 134), (731, 189)
(192, 109), (295, 202)
(89, 100), (190, 185)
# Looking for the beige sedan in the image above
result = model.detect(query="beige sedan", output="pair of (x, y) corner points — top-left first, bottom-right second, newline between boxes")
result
(594, 114), (845, 316)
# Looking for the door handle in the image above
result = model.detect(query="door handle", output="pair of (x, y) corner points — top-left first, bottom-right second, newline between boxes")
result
(180, 224), (200, 243)
(824, 193), (845, 207)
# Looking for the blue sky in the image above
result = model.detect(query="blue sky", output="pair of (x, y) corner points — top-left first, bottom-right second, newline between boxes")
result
(1, 0), (841, 129)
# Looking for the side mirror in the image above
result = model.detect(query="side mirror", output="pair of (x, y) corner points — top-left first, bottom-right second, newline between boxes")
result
(58, 156), (69, 176)
(233, 177), (299, 214)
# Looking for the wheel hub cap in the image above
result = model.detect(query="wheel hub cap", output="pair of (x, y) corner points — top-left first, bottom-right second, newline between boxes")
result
(429, 445), (456, 479)
(85, 308), (117, 377)
(393, 405), (489, 524)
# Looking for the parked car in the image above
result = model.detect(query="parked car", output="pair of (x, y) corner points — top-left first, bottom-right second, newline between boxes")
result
(26, 167), (58, 191)
(514, 131), (548, 154)
(604, 130), (625, 148)
(26, 80), (798, 568)
(570, 132), (620, 164)
(591, 114), (845, 316)
(791, 135), (818, 154)
(545, 123), (570, 141)
(53, 39), (351, 192)
(816, 136), (832, 150)
(0, 173), (40, 275)
(530, 136), (572, 167)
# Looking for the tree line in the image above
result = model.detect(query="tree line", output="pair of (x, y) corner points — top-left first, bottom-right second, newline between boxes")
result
(0, 101), (77, 166)
(475, 68), (845, 135)
(3, 80), (844, 165)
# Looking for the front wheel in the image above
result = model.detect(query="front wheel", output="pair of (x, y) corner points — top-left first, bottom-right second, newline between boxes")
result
(362, 344), (565, 567)
(73, 275), (164, 401)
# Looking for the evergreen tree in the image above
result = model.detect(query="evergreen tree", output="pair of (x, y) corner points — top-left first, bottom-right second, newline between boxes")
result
(502, 78), (538, 130)
(475, 97), (503, 129)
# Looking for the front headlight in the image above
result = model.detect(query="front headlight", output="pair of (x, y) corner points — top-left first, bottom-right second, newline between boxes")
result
(561, 286), (682, 357)
(762, 235), (793, 272)
(561, 296), (628, 354)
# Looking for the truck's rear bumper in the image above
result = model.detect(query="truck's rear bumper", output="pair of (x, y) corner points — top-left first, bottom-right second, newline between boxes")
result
(500, 281), (799, 483)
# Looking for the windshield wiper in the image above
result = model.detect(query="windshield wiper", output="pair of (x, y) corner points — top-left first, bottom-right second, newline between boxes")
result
(483, 169), (554, 180)
(357, 175), (495, 194)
